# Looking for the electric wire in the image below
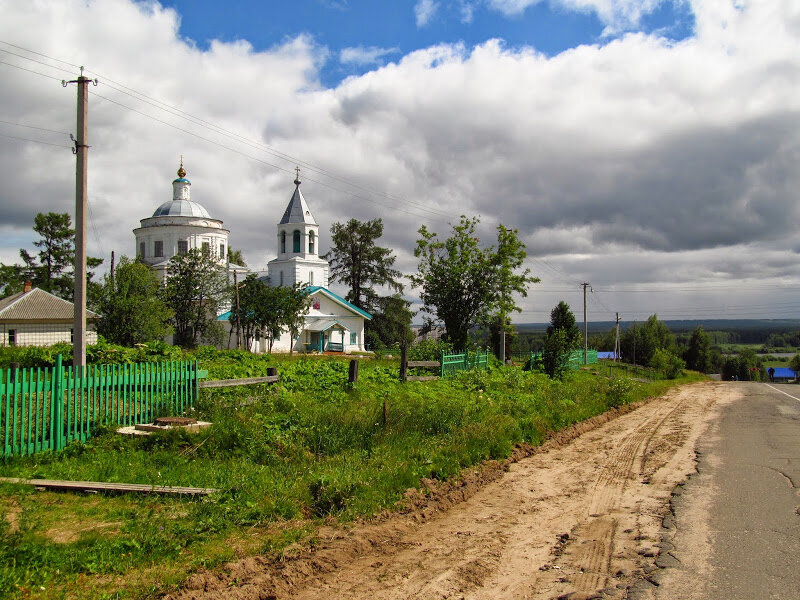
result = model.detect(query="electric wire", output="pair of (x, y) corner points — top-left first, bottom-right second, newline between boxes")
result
(0, 132), (71, 148)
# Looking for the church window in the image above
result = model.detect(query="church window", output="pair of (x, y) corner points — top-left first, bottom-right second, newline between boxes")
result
(220, 243), (225, 259)
(178, 240), (188, 255)
(139, 242), (145, 258)
(293, 230), (301, 253)
(279, 271), (284, 286)
(309, 231), (315, 254)
(280, 231), (286, 253)
(350, 332), (357, 345)
(309, 271), (314, 285)
(202, 241), (210, 256)
(154, 241), (163, 257)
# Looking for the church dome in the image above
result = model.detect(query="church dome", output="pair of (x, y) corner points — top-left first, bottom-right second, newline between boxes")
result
(151, 199), (211, 218)
(150, 160), (212, 218)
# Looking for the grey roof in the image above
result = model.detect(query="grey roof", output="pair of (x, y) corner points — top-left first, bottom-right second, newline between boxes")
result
(0, 288), (99, 322)
(152, 199), (212, 218)
(279, 184), (317, 225)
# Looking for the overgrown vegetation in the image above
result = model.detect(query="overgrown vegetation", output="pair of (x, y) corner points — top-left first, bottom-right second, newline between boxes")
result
(0, 351), (699, 599)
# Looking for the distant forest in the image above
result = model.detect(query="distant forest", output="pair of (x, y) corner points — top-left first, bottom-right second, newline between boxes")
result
(502, 319), (800, 354)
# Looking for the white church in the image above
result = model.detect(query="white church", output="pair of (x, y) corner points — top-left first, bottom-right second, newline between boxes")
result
(134, 162), (371, 353)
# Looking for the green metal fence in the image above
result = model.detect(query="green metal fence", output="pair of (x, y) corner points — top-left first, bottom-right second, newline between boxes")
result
(529, 349), (599, 371)
(0, 356), (205, 457)
(440, 349), (490, 378)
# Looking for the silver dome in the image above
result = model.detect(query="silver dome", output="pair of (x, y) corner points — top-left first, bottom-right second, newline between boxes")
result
(151, 199), (211, 218)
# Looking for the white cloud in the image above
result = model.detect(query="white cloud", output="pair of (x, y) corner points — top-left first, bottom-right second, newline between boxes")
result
(487, 0), (670, 31)
(2, 0), (800, 320)
(415, 0), (440, 27)
(340, 45), (400, 66)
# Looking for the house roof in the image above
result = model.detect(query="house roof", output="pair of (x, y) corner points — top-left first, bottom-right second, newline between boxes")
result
(0, 288), (99, 322)
(216, 286), (372, 322)
(307, 286), (372, 320)
(304, 317), (347, 332)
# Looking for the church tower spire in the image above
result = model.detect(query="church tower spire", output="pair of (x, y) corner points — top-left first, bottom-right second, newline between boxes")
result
(267, 171), (329, 288)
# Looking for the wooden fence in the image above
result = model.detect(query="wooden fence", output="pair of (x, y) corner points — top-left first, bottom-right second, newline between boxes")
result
(0, 356), (206, 457)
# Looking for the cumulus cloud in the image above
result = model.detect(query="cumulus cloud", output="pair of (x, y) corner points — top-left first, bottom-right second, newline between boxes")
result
(1, 0), (800, 320)
(415, 0), (440, 27)
(340, 45), (400, 66)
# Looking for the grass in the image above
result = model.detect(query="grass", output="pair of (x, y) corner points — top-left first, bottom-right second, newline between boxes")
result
(0, 356), (702, 599)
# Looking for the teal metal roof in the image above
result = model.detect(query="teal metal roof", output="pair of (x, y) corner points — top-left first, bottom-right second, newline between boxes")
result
(307, 286), (372, 320)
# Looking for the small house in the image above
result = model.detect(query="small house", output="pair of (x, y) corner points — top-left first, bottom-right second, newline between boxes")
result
(0, 284), (99, 347)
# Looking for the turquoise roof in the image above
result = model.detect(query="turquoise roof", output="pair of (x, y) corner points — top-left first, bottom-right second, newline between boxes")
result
(172, 178), (191, 184)
(217, 287), (372, 321)
(306, 286), (372, 320)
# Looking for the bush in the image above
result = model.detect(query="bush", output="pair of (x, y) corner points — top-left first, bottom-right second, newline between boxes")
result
(649, 348), (685, 379)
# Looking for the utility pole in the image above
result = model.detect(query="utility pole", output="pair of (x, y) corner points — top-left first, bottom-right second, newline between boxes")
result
(581, 282), (590, 364)
(614, 312), (621, 362)
(63, 68), (97, 369)
(233, 270), (242, 350)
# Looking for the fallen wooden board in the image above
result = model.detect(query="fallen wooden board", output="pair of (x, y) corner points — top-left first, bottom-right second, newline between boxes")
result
(0, 477), (218, 496)
(406, 375), (439, 382)
(199, 375), (279, 388)
(407, 361), (441, 368)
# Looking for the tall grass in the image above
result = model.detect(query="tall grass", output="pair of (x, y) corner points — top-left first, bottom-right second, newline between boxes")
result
(0, 356), (695, 600)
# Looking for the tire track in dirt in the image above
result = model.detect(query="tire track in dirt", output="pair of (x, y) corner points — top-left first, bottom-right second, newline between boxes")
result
(170, 382), (736, 600)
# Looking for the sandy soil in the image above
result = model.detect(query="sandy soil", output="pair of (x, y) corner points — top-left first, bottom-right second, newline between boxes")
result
(170, 381), (737, 600)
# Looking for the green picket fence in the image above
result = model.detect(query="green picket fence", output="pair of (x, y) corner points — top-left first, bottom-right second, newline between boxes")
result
(0, 356), (206, 457)
(529, 349), (599, 371)
(440, 349), (490, 378)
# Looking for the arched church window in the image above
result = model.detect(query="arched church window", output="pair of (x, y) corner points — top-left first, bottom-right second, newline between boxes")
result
(309, 231), (315, 254)
(293, 230), (301, 253)
(280, 231), (286, 254)
(309, 271), (314, 285)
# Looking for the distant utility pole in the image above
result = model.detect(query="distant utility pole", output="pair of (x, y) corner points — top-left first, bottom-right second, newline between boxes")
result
(63, 67), (97, 369)
(581, 282), (591, 364)
(614, 312), (621, 363)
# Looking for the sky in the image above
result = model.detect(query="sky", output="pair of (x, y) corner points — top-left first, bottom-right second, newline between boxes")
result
(1, 0), (799, 324)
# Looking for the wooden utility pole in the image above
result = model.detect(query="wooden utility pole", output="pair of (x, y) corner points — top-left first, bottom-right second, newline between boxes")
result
(581, 282), (590, 364)
(233, 270), (242, 350)
(64, 68), (96, 369)
(614, 312), (621, 362)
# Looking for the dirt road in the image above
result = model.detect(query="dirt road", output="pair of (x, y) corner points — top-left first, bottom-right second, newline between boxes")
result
(174, 381), (736, 600)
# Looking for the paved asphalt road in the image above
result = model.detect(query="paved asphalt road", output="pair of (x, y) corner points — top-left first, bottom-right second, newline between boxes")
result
(654, 382), (800, 599)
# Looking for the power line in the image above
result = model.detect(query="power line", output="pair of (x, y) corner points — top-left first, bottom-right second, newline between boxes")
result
(0, 59), (65, 81)
(0, 39), (82, 70)
(0, 132), (71, 148)
(0, 119), (71, 136)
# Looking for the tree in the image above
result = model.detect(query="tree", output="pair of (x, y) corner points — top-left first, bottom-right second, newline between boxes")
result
(227, 247), (247, 267)
(365, 294), (414, 350)
(684, 326), (712, 373)
(161, 249), (229, 348)
(542, 328), (571, 378)
(323, 218), (403, 311)
(490, 225), (540, 359)
(0, 212), (102, 301)
(621, 314), (674, 366)
(541, 301), (582, 378)
(411, 215), (536, 352)
(279, 283), (312, 355)
(96, 256), (173, 345)
(789, 353), (800, 378)
(547, 301), (582, 350)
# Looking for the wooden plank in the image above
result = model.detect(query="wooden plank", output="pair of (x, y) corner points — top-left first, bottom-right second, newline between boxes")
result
(406, 375), (439, 382)
(0, 477), (217, 496)
(199, 375), (280, 389)
(407, 361), (441, 368)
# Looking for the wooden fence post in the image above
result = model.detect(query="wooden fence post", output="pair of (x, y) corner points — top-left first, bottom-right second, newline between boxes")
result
(348, 359), (359, 384)
(400, 345), (408, 382)
(266, 367), (278, 378)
